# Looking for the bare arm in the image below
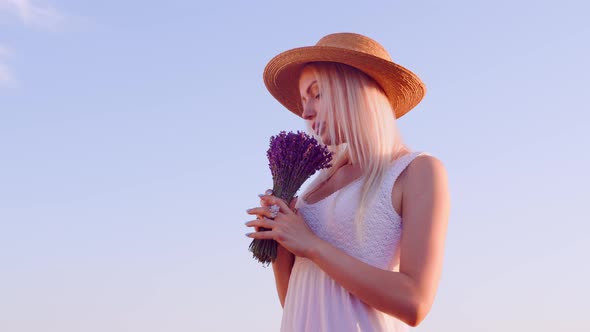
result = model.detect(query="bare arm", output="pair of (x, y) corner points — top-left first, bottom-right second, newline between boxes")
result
(262, 196), (297, 307)
(272, 244), (295, 307)
(246, 156), (450, 325)
(307, 156), (450, 326)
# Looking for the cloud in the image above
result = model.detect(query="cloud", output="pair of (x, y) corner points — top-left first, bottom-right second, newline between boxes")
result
(0, 0), (63, 28)
(0, 64), (14, 85)
(0, 45), (14, 85)
(0, 1), (64, 86)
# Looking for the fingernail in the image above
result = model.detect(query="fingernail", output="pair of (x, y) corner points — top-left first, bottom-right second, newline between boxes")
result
(265, 189), (273, 195)
(246, 208), (252, 213)
(245, 232), (253, 237)
(258, 194), (265, 198)
(244, 221), (250, 225)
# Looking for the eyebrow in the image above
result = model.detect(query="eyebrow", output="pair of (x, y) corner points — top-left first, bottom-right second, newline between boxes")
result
(306, 80), (318, 95)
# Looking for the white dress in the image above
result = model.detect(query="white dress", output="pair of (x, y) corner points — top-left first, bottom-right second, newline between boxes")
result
(281, 151), (429, 332)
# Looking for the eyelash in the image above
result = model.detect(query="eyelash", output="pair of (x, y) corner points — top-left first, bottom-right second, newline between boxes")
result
(302, 93), (321, 104)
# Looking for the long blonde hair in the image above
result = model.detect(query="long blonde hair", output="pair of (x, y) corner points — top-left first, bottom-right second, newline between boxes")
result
(302, 62), (409, 228)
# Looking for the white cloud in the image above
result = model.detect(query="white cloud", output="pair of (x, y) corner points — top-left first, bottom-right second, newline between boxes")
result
(0, 45), (14, 85)
(0, 64), (14, 84)
(0, 1), (65, 86)
(0, 45), (9, 57)
(0, 0), (63, 28)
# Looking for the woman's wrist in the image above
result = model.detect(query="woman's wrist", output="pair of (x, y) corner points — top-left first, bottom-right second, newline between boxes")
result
(304, 236), (326, 261)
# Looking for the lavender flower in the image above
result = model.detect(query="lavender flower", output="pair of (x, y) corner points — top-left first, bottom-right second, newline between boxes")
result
(249, 131), (332, 265)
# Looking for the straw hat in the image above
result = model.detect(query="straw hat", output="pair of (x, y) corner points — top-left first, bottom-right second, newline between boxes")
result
(263, 32), (426, 119)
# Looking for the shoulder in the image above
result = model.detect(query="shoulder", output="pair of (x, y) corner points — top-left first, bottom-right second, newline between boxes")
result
(389, 154), (449, 217)
(403, 154), (448, 196)
(407, 154), (447, 177)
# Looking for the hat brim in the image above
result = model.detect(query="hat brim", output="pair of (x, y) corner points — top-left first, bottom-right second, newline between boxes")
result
(263, 46), (426, 119)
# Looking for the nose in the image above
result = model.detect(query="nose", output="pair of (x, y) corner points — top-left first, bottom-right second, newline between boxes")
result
(301, 99), (316, 120)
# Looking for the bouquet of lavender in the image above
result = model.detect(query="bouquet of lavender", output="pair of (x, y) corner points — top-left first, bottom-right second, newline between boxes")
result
(249, 131), (332, 265)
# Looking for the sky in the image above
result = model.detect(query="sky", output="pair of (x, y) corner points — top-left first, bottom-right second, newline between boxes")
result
(1, 0), (589, 331)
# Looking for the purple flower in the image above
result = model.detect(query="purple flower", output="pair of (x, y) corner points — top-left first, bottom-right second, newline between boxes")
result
(249, 131), (332, 265)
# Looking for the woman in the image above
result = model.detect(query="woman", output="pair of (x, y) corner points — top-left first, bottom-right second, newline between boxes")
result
(245, 32), (450, 331)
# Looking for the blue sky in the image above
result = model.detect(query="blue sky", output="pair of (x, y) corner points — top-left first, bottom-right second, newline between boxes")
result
(1, 1), (589, 331)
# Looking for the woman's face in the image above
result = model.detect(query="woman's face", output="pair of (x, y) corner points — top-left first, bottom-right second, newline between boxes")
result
(299, 66), (338, 145)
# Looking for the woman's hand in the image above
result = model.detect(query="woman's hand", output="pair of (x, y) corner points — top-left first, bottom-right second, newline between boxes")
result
(245, 193), (321, 258)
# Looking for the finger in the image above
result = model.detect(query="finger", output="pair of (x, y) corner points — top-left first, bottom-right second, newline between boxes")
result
(259, 189), (273, 207)
(246, 206), (276, 219)
(260, 195), (292, 215)
(289, 196), (298, 207)
(246, 207), (265, 215)
(289, 196), (298, 212)
(246, 230), (276, 240)
(245, 218), (274, 229)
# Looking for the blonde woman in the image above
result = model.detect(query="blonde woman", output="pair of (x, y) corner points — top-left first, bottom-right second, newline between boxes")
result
(246, 33), (450, 331)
